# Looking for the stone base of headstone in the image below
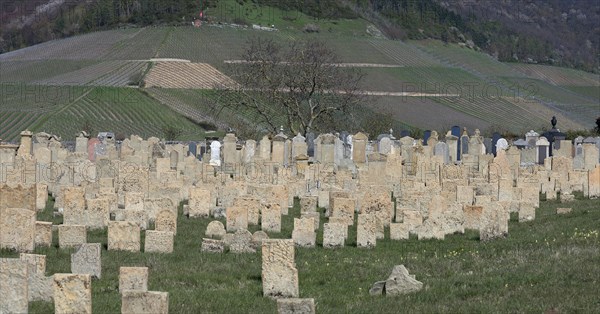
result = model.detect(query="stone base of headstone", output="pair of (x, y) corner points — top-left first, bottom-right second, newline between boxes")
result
(277, 298), (315, 314)
(121, 291), (169, 314)
(201, 238), (225, 253)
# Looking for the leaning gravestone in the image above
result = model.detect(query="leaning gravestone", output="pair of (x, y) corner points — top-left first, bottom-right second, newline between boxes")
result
(20, 253), (52, 302)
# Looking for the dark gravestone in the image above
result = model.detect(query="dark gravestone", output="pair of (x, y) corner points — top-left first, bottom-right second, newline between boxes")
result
(492, 132), (501, 156)
(423, 130), (431, 145)
(306, 132), (316, 157)
(188, 142), (197, 157)
(461, 135), (469, 155)
(538, 145), (548, 164)
(484, 138), (492, 154)
(451, 126), (461, 160)
(339, 131), (349, 143)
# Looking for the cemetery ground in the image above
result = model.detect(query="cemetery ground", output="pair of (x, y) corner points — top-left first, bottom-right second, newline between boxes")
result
(1, 194), (598, 313)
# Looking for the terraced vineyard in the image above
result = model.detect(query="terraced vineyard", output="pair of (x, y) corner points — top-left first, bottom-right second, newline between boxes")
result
(0, 29), (137, 61)
(144, 62), (236, 89)
(0, 84), (206, 141)
(509, 64), (600, 86)
(413, 39), (521, 79)
(1, 24), (598, 137)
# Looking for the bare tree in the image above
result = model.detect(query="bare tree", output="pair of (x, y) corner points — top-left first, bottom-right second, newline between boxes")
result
(215, 37), (364, 136)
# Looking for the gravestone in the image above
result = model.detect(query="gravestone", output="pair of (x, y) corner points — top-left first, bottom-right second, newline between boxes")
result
(53, 274), (92, 314)
(144, 231), (174, 253)
(58, 225), (87, 248)
(434, 142), (449, 164)
(230, 229), (255, 253)
(0, 207), (35, 252)
(0, 258), (29, 313)
(119, 267), (148, 293)
(262, 239), (299, 298)
(306, 132), (316, 157)
(379, 137), (392, 155)
(155, 209), (177, 235)
(71, 243), (102, 279)
(323, 223), (345, 248)
(209, 140), (222, 167)
(261, 203), (282, 233)
(451, 126), (461, 160)
(492, 132), (501, 155)
(484, 138), (492, 154)
(108, 221), (140, 252)
(226, 206), (248, 232)
(205, 221), (226, 239)
(356, 213), (377, 248)
(352, 132), (368, 163)
(244, 139), (256, 163)
(292, 217), (316, 248)
(35, 221), (52, 247)
(536, 137), (550, 164)
(20, 253), (52, 302)
(423, 130), (431, 146)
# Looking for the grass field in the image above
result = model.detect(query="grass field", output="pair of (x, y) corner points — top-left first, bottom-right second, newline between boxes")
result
(2, 194), (598, 313)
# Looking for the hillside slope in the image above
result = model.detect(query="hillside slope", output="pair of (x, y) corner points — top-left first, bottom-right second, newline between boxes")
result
(0, 23), (598, 141)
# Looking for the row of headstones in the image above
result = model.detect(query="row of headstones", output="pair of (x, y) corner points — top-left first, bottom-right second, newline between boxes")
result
(57, 222), (175, 254)
(0, 256), (167, 314)
(0, 206), (177, 254)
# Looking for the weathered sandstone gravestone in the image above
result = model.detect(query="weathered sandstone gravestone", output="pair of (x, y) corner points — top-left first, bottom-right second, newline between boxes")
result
(122, 291), (169, 314)
(205, 221), (226, 239)
(155, 209), (177, 235)
(357, 213), (378, 248)
(58, 225), (87, 248)
(119, 267), (148, 293)
(53, 273), (92, 314)
(233, 196), (262, 225)
(20, 253), (53, 302)
(292, 217), (316, 248)
(262, 203), (282, 233)
(369, 265), (423, 296)
(108, 221), (140, 252)
(277, 298), (316, 314)
(262, 239), (299, 298)
(201, 238), (225, 253)
(299, 196), (318, 213)
(35, 221), (53, 247)
(229, 229), (255, 253)
(0, 207), (36, 252)
(330, 197), (355, 225)
(71, 243), (101, 279)
(145, 230), (174, 253)
(0, 258), (29, 313)
(328, 217), (349, 239)
(83, 197), (110, 229)
(323, 223), (345, 249)
(226, 206), (248, 232)
(300, 211), (320, 231)
(189, 187), (212, 218)
(252, 231), (269, 249)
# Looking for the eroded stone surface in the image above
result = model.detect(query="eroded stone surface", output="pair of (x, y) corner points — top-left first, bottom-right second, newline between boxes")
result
(53, 273), (92, 314)
(262, 239), (298, 298)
